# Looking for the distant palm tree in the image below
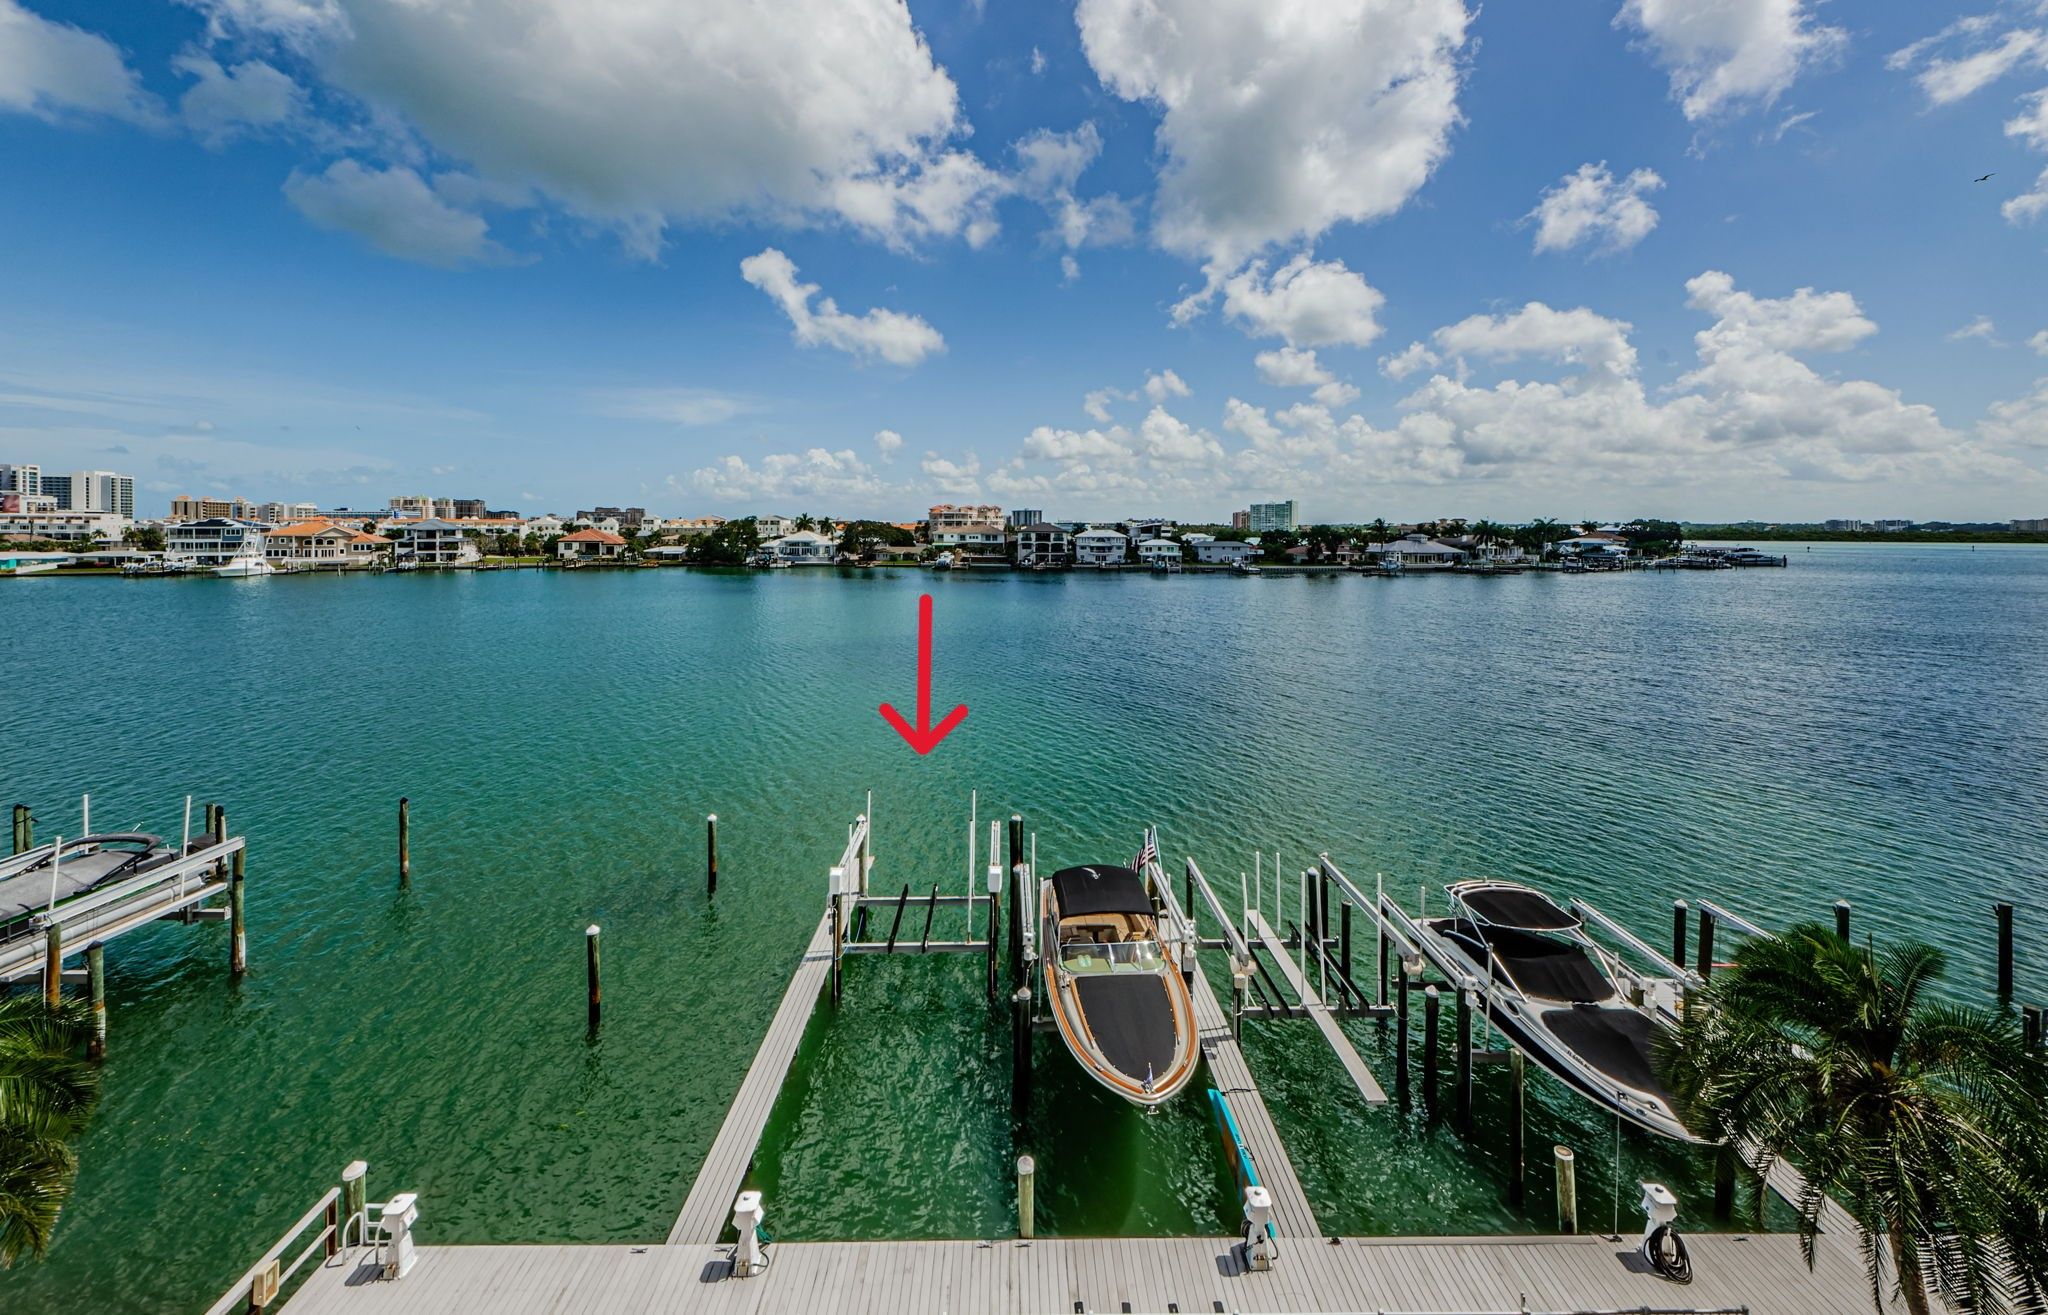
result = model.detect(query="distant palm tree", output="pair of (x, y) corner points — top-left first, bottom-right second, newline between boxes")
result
(1369, 518), (1390, 544)
(794, 514), (815, 532)
(1659, 926), (2048, 1315)
(0, 996), (100, 1267)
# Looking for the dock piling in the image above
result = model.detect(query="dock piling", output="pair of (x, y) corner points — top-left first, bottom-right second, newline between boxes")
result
(707, 814), (718, 896)
(1696, 906), (1716, 981)
(1833, 900), (1851, 942)
(1395, 962), (1412, 1111)
(212, 805), (227, 879)
(585, 925), (602, 1030)
(1671, 900), (1687, 967)
(230, 839), (247, 976)
(1506, 1051), (1526, 1205)
(1422, 985), (1441, 1116)
(9, 803), (27, 855)
(1555, 1146), (1578, 1234)
(1017, 1154), (1036, 1239)
(1455, 985), (1474, 1135)
(1010, 985), (1033, 1120)
(2023, 1004), (2041, 1051)
(43, 923), (62, 1007)
(87, 940), (106, 1061)
(1996, 902), (2015, 997)
(341, 1161), (367, 1246)
(398, 797), (411, 883)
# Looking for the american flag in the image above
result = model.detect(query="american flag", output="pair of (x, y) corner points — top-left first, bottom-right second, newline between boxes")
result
(1132, 830), (1159, 874)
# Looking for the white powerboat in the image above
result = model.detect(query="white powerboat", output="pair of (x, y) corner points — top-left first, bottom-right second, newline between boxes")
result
(1394, 879), (1701, 1142)
(214, 552), (277, 577)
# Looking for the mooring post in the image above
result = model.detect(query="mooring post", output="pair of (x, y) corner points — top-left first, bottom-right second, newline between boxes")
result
(1377, 929), (1390, 1020)
(1395, 962), (1412, 1111)
(1011, 984), (1033, 1120)
(1554, 1146), (1578, 1234)
(10, 803), (27, 855)
(341, 1161), (367, 1247)
(229, 840), (247, 976)
(1713, 1143), (1736, 1220)
(43, 922), (62, 1007)
(1422, 984), (1441, 1115)
(1996, 902), (2015, 997)
(706, 814), (718, 896)
(1507, 1050), (1526, 1205)
(398, 797), (411, 883)
(1671, 900), (1687, 968)
(585, 925), (602, 1030)
(1455, 984), (1474, 1136)
(1016, 1154), (1036, 1239)
(1696, 906), (1716, 981)
(87, 940), (106, 1061)
(1834, 900), (1851, 942)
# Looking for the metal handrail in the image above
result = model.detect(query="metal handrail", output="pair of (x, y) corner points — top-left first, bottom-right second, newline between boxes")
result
(201, 1186), (340, 1315)
(24, 839), (240, 932)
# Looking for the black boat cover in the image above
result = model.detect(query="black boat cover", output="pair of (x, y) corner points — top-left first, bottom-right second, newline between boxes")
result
(1074, 974), (1179, 1082)
(1458, 884), (1580, 931)
(1446, 922), (1617, 1003)
(1542, 1004), (1669, 1099)
(1051, 865), (1151, 917)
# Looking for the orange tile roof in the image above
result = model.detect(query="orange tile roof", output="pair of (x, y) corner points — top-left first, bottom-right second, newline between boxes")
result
(562, 528), (627, 544)
(348, 532), (391, 544)
(268, 519), (344, 537)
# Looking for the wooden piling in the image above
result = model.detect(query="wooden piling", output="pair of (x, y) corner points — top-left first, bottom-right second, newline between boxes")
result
(230, 841), (248, 976)
(1422, 985), (1441, 1114)
(1395, 963), (1412, 1111)
(9, 802), (27, 855)
(1833, 900), (1851, 942)
(341, 1161), (367, 1246)
(1671, 900), (1687, 967)
(1506, 1051), (1526, 1205)
(585, 925), (602, 1029)
(1455, 986), (1474, 1135)
(1996, 902), (2015, 997)
(1010, 985), (1033, 1120)
(87, 940), (106, 1061)
(398, 797), (411, 882)
(1713, 1143), (1737, 1220)
(43, 922), (62, 1007)
(1016, 1154), (1036, 1239)
(212, 805), (227, 877)
(1696, 906), (1716, 981)
(833, 888), (846, 1007)
(1554, 1146), (1578, 1234)
(706, 814), (718, 896)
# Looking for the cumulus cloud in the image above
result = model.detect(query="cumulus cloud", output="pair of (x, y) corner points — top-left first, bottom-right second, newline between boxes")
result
(2030, 328), (2048, 355)
(1255, 347), (1358, 406)
(874, 428), (904, 458)
(1526, 163), (1664, 255)
(184, 0), (999, 257)
(739, 248), (944, 368)
(0, 0), (162, 125)
(1218, 253), (1386, 347)
(1011, 122), (1137, 255)
(687, 448), (887, 502)
(1949, 316), (2004, 346)
(284, 159), (511, 267)
(1078, 0), (1471, 271)
(1082, 387), (1132, 422)
(1616, 0), (1846, 121)
(175, 52), (300, 146)
(1380, 342), (1442, 381)
(1143, 369), (1190, 403)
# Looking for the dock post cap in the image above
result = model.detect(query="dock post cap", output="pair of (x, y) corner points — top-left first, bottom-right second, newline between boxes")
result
(1552, 1146), (1574, 1163)
(734, 1190), (763, 1215)
(586, 924), (601, 937)
(1016, 1154), (1034, 1174)
(707, 813), (717, 822)
(343, 1160), (368, 1181)
(1640, 1181), (1679, 1220)
(1243, 1184), (1272, 1210)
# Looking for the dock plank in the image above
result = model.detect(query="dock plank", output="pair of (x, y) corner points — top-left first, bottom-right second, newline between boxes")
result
(1184, 960), (1320, 1243)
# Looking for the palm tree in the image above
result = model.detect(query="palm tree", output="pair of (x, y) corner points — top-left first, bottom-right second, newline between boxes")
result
(1659, 926), (2048, 1315)
(0, 995), (100, 1267)
(1368, 517), (1390, 545)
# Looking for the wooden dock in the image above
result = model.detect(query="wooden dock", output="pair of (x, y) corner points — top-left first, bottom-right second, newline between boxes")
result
(668, 911), (836, 1245)
(1186, 957), (1319, 1241)
(1246, 910), (1388, 1106)
(280, 1227), (1906, 1314)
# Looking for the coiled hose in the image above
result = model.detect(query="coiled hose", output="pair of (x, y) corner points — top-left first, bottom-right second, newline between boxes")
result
(1644, 1223), (1693, 1283)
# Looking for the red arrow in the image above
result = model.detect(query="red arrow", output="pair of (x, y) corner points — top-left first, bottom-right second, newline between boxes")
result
(879, 593), (969, 755)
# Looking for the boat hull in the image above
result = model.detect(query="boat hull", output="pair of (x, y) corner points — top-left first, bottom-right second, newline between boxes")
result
(1040, 876), (1200, 1108)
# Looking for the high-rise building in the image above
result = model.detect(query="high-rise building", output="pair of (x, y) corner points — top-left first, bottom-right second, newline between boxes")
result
(2013, 518), (2048, 533)
(40, 470), (134, 517)
(451, 498), (488, 519)
(1007, 508), (1044, 529)
(1248, 500), (1298, 533)
(1230, 510), (1250, 531)
(0, 463), (41, 497)
(172, 495), (258, 522)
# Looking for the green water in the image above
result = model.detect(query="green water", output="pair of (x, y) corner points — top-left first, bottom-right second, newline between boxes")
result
(3, 548), (2045, 1311)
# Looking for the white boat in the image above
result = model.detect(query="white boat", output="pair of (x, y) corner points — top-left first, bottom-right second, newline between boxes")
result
(214, 552), (277, 578)
(1395, 879), (1701, 1142)
(930, 551), (956, 571)
(1230, 560), (1261, 576)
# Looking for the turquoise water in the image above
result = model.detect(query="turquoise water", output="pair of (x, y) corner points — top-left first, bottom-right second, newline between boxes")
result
(3, 547), (2044, 1311)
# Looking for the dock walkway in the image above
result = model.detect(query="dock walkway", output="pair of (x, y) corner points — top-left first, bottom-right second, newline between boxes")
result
(668, 911), (834, 1245)
(1246, 910), (1387, 1106)
(1185, 957), (1319, 1242)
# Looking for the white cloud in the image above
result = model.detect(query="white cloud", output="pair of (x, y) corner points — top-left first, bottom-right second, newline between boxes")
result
(1029, 46), (1047, 76)
(2010, 89), (2048, 151)
(1903, 26), (2048, 105)
(188, 0), (997, 257)
(1526, 162), (1664, 255)
(0, 0), (162, 125)
(1379, 342), (1442, 381)
(1769, 108), (1818, 142)
(687, 448), (888, 503)
(1616, 0), (1846, 121)
(284, 159), (511, 267)
(1219, 253), (1386, 347)
(1078, 0), (1471, 270)
(175, 52), (301, 146)
(1082, 387), (1131, 422)
(1254, 347), (1359, 406)
(1435, 303), (1641, 387)
(2029, 329), (2048, 355)
(920, 451), (983, 496)
(2006, 167), (2048, 225)
(1949, 315), (2004, 346)
(1060, 254), (1081, 283)
(1144, 369), (1190, 403)
(1011, 122), (1136, 254)
(590, 388), (748, 426)
(874, 428), (904, 457)
(739, 248), (944, 368)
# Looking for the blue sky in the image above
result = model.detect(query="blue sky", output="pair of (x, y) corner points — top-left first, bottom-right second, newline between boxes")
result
(3, 0), (2048, 522)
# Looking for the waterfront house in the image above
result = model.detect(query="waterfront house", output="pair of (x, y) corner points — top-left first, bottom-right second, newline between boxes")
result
(754, 514), (796, 538)
(763, 530), (836, 564)
(1073, 526), (1128, 567)
(166, 517), (266, 566)
(1192, 540), (1256, 566)
(1137, 538), (1182, 568)
(1364, 533), (1466, 569)
(263, 519), (358, 565)
(1181, 532), (1215, 545)
(928, 503), (1003, 536)
(348, 531), (391, 564)
(1123, 516), (1172, 543)
(558, 528), (627, 560)
(932, 522), (1007, 564)
(1554, 533), (1628, 562)
(525, 515), (566, 538)
(395, 518), (481, 567)
(1013, 521), (1072, 567)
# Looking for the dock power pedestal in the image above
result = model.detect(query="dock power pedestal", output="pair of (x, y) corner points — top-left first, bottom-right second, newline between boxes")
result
(1242, 1185), (1277, 1271)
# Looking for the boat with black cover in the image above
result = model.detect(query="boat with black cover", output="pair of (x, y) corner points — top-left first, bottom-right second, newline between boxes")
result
(0, 833), (176, 940)
(1411, 879), (1700, 1142)
(1039, 862), (1198, 1107)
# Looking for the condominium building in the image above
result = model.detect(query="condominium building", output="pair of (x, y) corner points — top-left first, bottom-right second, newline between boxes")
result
(1230, 510), (1250, 531)
(40, 470), (135, 517)
(0, 463), (40, 497)
(254, 501), (321, 526)
(2012, 518), (2048, 533)
(0, 508), (129, 541)
(928, 504), (1003, 533)
(1247, 500), (1298, 533)
(171, 495), (258, 522)
(1007, 508), (1045, 529)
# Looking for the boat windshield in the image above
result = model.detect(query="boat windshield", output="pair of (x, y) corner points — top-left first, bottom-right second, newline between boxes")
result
(1061, 937), (1166, 975)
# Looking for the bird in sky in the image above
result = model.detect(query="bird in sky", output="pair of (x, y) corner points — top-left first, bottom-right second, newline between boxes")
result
(1975, 173), (1995, 182)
